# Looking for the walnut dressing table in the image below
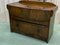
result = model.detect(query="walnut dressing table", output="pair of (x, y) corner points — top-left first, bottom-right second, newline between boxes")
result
(7, 1), (58, 43)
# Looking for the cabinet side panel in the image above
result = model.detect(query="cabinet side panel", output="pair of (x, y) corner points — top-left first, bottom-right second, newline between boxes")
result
(48, 13), (54, 41)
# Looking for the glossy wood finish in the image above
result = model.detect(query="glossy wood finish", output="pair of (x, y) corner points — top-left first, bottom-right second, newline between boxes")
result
(7, 1), (58, 43)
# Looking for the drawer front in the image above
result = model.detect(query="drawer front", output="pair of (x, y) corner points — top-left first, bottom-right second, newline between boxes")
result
(15, 20), (48, 39)
(8, 6), (30, 19)
(29, 10), (52, 21)
(30, 10), (46, 21)
(18, 21), (38, 37)
(8, 6), (52, 21)
(8, 6), (21, 17)
(10, 19), (49, 41)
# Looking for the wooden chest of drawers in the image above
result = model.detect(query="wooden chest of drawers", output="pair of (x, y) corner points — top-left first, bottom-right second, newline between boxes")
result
(7, 1), (58, 43)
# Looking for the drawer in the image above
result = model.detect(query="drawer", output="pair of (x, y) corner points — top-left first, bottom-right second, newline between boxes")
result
(8, 6), (22, 17)
(8, 6), (30, 19)
(29, 10), (51, 21)
(10, 17), (49, 42)
(15, 21), (49, 39)
(18, 21), (38, 37)
(7, 6), (52, 21)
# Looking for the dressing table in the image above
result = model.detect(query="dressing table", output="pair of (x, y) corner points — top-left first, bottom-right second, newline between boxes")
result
(7, 0), (58, 43)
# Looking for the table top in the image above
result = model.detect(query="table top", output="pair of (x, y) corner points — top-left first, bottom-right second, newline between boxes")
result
(7, 1), (58, 11)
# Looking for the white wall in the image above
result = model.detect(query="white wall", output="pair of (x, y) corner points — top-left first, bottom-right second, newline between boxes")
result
(0, 0), (19, 13)
(47, 0), (60, 24)
(0, 0), (20, 23)
(53, 0), (60, 24)
(0, 0), (5, 14)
